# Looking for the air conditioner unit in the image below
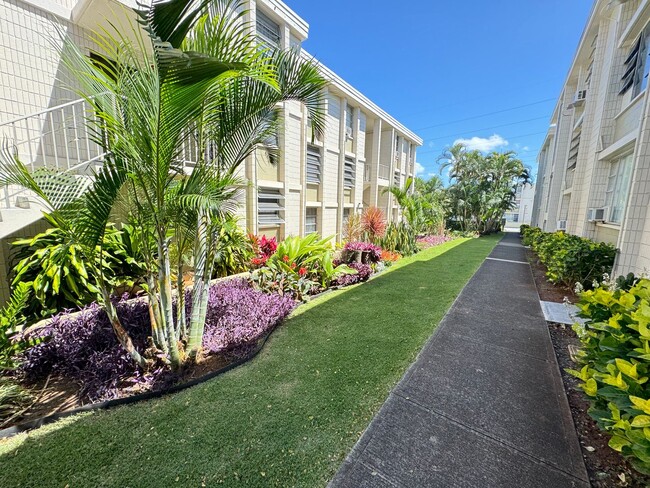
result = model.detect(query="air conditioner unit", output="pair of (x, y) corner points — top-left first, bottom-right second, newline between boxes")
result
(345, 127), (353, 139)
(587, 207), (607, 222)
(557, 220), (568, 231)
(573, 90), (587, 106)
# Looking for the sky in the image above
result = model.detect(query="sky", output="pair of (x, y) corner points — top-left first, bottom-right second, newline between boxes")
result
(289, 0), (593, 183)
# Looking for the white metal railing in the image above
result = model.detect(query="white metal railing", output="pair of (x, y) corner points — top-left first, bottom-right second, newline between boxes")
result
(0, 98), (202, 210)
(0, 98), (107, 209)
(378, 163), (390, 180)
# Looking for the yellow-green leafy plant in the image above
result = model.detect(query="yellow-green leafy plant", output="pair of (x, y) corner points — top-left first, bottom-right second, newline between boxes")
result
(569, 278), (650, 474)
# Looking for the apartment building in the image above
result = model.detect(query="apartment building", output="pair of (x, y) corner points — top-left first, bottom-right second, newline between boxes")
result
(532, 0), (650, 277)
(0, 0), (422, 303)
(504, 183), (535, 228)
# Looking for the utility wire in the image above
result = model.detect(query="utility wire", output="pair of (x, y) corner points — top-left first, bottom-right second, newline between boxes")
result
(414, 98), (555, 131)
(424, 115), (549, 142)
(415, 130), (549, 157)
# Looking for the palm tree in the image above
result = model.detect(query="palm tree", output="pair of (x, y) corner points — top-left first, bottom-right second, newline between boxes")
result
(2, 0), (327, 369)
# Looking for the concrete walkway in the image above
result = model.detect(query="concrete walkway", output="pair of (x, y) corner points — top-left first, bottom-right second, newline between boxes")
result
(330, 233), (589, 487)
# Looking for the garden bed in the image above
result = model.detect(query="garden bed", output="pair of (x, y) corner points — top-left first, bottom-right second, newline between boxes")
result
(527, 248), (650, 487)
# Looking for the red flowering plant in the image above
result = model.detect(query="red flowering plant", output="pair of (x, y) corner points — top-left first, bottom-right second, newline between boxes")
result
(249, 234), (278, 269)
(249, 234), (355, 300)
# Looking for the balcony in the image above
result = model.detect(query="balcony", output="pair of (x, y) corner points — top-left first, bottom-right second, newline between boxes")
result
(378, 164), (390, 180)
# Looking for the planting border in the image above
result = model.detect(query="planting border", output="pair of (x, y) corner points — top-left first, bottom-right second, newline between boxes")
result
(0, 329), (273, 440)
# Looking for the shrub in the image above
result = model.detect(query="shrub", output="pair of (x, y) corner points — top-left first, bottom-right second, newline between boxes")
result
(11, 222), (147, 322)
(333, 262), (372, 287)
(211, 218), (254, 278)
(250, 234), (354, 299)
(379, 221), (418, 256)
(250, 234), (278, 268)
(342, 213), (364, 242)
(416, 234), (453, 249)
(380, 250), (401, 265)
(522, 227), (616, 288)
(20, 281), (294, 401)
(1, 283), (35, 371)
(361, 206), (387, 242)
(570, 278), (650, 474)
(343, 241), (382, 263)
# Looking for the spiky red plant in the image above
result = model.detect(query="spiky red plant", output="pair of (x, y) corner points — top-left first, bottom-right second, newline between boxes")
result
(361, 206), (387, 240)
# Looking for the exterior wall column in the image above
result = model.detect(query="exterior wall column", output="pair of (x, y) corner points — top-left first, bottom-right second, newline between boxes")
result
(368, 118), (382, 207)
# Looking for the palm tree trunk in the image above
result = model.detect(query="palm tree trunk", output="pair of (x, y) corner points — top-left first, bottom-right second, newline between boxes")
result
(176, 251), (187, 342)
(157, 236), (182, 369)
(187, 212), (209, 359)
(146, 274), (167, 353)
(101, 288), (148, 369)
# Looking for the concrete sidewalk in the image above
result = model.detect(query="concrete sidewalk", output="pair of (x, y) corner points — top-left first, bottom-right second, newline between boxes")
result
(329, 233), (589, 487)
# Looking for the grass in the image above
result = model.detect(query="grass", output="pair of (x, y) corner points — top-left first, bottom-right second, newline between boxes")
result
(0, 235), (500, 487)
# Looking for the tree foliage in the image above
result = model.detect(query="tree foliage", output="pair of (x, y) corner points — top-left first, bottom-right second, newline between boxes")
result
(439, 143), (530, 234)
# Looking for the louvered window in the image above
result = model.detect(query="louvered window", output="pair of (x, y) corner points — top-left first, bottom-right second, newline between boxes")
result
(620, 26), (650, 96)
(344, 157), (355, 188)
(258, 188), (284, 225)
(306, 146), (321, 184)
(393, 170), (400, 187)
(567, 128), (581, 170)
(257, 11), (281, 48)
(305, 207), (317, 234)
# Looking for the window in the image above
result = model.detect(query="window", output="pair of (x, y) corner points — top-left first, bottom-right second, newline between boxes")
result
(395, 135), (401, 155)
(343, 207), (351, 222)
(257, 10), (281, 48)
(344, 157), (356, 188)
(605, 153), (634, 224)
(305, 207), (317, 234)
(258, 188), (284, 225)
(306, 145), (321, 184)
(621, 26), (650, 96)
(567, 126), (581, 170)
(393, 170), (400, 187)
(345, 104), (354, 139)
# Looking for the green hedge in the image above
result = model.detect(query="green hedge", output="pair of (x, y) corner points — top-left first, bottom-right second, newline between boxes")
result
(570, 278), (650, 474)
(521, 226), (616, 288)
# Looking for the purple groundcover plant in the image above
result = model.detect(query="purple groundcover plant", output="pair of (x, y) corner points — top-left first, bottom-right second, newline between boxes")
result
(201, 279), (295, 354)
(343, 241), (382, 263)
(333, 262), (372, 287)
(20, 280), (295, 402)
(417, 234), (453, 248)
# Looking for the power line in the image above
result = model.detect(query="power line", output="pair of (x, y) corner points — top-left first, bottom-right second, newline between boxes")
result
(423, 115), (549, 142)
(414, 98), (555, 131)
(415, 130), (549, 157)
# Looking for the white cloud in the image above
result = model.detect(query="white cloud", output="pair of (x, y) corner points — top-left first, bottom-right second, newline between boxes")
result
(522, 146), (530, 151)
(453, 134), (508, 152)
(428, 141), (435, 148)
(415, 162), (425, 175)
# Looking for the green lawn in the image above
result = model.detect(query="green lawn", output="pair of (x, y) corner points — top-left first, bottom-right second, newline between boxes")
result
(0, 235), (500, 487)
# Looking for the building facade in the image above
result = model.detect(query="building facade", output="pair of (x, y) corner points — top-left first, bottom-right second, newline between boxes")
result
(504, 183), (535, 229)
(532, 0), (650, 277)
(0, 0), (422, 303)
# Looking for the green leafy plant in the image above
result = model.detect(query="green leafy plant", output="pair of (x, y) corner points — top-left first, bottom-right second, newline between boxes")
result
(251, 234), (354, 299)
(11, 222), (147, 322)
(521, 226), (616, 288)
(379, 221), (418, 256)
(569, 278), (650, 474)
(0, 282), (33, 371)
(211, 217), (254, 278)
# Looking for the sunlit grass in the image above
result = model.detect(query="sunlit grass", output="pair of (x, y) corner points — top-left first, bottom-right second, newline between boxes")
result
(0, 235), (500, 487)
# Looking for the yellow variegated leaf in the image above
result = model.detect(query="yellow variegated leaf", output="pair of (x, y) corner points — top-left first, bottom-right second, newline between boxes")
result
(608, 313), (622, 329)
(584, 378), (598, 396)
(615, 358), (639, 379)
(609, 402), (621, 421)
(631, 415), (650, 428)
(630, 396), (650, 415)
(619, 293), (636, 309)
(609, 435), (631, 452)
